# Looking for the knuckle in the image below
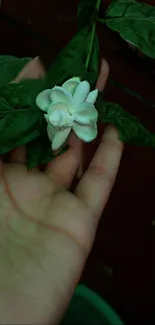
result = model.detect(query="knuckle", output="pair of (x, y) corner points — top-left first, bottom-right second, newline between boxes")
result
(88, 163), (114, 185)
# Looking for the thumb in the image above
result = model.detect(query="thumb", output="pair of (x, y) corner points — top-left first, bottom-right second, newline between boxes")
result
(96, 59), (109, 91)
(12, 57), (45, 83)
(68, 59), (110, 179)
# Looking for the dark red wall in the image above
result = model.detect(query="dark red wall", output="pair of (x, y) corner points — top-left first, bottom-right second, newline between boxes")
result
(1, 1), (155, 324)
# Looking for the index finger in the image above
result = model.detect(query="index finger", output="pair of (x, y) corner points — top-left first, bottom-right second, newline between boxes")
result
(75, 126), (123, 219)
(12, 57), (45, 83)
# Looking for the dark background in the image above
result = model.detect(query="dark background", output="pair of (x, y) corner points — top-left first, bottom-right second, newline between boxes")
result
(0, 0), (155, 324)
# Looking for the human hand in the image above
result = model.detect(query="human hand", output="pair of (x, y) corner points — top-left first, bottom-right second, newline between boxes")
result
(0, 59), (123, 325)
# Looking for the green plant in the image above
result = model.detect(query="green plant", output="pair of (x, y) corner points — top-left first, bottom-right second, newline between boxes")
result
(0, 0), (155, 169)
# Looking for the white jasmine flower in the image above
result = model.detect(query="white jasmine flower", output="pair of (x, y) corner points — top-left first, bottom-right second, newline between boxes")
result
(36, 77), (98, 151)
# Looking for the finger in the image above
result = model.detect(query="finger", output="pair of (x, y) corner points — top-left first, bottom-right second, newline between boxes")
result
(45, 145), (79, 188)
(75, 126), (124, 219)
(12, 57), (45, 83)
(96, 59), (109, 91)
(0, 158), (3, 176)
(9, 146), (27, 164)
(64, 59), (110, 183)
(68, 132), (84, 179)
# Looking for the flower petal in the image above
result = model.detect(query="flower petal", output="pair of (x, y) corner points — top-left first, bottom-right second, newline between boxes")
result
(48, 101), (71, 114)
(74, 102), (98, 125)
(48, 101), (74, 127)
(48, 109), (74, 127)
(36, 89), (52, 112)
(52, 128), (71, 150)
(62, 77), (80, 95)
(50, 86), (72, 103)
(73, 81), (90, 105)
(49, 110), (62, 126)
(47, 124), (57, 142)
(44, 114), (50, 123)
(86, 89), (98, 104)
(73, 122), (97, 142)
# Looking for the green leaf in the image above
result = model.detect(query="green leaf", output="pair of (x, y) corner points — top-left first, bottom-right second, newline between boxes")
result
(0, 55), (31, 86)
(98, 100), (155, 147)
(0, 78), (47, 156)
(0, 79), (46, 155)
(46, 27), (99, 88)
(0, 108), (42, 154)
(46, 27), (90, 87)
(27, 136), (54, 169)
(0, 100), (13, 118)
(105, 0), (155, 59)
(0, 79), (46, 110)
(27, 119), (54, 169)
(78, 0), (97, 29)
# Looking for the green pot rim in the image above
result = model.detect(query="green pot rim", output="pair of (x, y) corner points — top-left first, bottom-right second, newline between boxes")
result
(75, 285), (124, 325)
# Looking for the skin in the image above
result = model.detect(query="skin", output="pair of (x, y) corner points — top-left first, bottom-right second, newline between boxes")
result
(0, 59), (123, 324)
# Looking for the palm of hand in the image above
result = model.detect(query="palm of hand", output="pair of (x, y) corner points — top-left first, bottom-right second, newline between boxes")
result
(0, 58), (123, 324)
(0, 145), (100, 324)
(0, 160), (92, 291)
(0, 125), (123, 323)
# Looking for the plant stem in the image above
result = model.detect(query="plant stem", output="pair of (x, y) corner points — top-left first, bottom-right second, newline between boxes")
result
(97, 18), (106, 24)
(85, 0), (102, 70)
(96, 0), (102, 12)
(85, 23), (96, 69)
(110, 77), (155, 108)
